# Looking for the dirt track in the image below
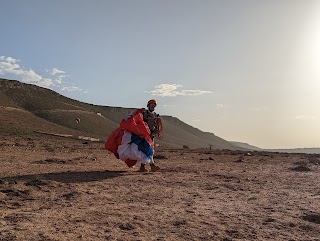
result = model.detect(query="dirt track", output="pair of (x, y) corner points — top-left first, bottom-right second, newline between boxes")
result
(0, 136), (319, 241)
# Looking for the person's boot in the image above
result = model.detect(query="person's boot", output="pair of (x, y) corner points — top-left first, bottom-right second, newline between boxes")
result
(150, 163), (160, 172)
(139, 164), (148, 172)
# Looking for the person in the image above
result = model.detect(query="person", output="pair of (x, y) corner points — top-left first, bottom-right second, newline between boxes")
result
(139, 99), (161, 172)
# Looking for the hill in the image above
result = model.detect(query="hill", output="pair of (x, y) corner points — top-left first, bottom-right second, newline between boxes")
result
(0, 78), (244, 150)
(231, 141), (262, 151)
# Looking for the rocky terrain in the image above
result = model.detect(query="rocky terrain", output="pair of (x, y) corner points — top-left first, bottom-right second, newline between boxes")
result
(0, 135), (319, 240)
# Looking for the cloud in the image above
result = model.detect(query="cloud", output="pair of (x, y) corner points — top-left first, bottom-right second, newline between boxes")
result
(21, 69), (43, 82)
(248, 106), (270, 112)
(190, 119), (201, 122)
(54, 75), (66, 84)
(0, 55), (79, 90)
(295, 115), (317, 120)
(147, 84), (213, 97)
(61, 86), (83, 92)
(5, 57), (18, 64)
(0, 56), (54, 88)
(36, 78), (55, 88)
(162, 104), (176, 108)
(51, 68), (65, 75)
(0, 56), (18, 63)
(0, 61), (21, 74)
(216, 104), (224, 109)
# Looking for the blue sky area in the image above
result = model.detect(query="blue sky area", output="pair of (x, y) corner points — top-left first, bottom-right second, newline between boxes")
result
(1, 0), (320, 149)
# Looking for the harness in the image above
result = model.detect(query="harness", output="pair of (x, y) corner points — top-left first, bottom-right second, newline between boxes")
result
(143, 110), (164, 139)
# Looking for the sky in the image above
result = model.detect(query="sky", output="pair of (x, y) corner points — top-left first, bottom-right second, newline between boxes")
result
(1, 0), (320, 149)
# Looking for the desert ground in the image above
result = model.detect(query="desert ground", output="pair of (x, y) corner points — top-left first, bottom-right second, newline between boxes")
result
(0, 135), (319, 241)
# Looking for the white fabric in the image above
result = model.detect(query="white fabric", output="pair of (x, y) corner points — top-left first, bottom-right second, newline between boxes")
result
(117, 131), (151, 164)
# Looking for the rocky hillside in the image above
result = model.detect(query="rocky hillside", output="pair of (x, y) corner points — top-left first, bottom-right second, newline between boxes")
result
(0, 78), (245, 150)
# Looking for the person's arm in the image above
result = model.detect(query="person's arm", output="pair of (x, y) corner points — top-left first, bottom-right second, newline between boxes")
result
(142, 110), (148, 122)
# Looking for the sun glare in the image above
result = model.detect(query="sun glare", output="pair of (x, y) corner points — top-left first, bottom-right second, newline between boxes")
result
(296, 4), (320, 84)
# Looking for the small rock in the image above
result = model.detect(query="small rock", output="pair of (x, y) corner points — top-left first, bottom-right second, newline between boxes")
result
(173, 220), (187, 226)
(25, 179), (48, 187)
(119, 223), (135, 230)
(290, 166), (311, 172)
(234, 159), (243, 163)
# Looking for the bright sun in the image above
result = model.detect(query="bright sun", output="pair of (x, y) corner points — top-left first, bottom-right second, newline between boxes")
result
(293, 4), (320, 90)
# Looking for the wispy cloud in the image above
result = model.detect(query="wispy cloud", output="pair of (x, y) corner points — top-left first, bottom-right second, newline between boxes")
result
(295, 115), (317, 120)
(216, 104), (224, 109)
(190, 118), (201, 122)
(0, 55), (83, 92)
(162, 104), (176, 108)
(147, 84), (213, 97)
(51, 68), (65, 75)
(248, 106), (270, 112)
(54, 75), (66, 84)
(61, 86), (83, 92)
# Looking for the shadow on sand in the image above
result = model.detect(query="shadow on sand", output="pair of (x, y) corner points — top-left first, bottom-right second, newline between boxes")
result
(4, 170), (126, 184)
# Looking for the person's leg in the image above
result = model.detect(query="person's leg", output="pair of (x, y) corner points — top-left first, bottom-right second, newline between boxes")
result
(150, 163), (160, 172)
(149, 155), (160, 172)
(150, 136), (160, 172)
(139, 163), (148, 172)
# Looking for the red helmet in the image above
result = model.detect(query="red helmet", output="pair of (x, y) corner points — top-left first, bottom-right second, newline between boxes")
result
(147, 99), (157, 106)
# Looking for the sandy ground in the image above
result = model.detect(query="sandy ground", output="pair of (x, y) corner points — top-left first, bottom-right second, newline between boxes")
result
(0, 136), (319, 241)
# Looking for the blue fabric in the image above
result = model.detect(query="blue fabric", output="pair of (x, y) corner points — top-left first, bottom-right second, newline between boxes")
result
(131, 133), (154, 158)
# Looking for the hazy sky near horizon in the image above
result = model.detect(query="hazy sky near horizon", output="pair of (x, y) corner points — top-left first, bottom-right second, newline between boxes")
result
(1, 0), (320, 149)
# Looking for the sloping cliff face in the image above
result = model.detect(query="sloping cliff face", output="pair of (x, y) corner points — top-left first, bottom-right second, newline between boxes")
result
(0, 78), (243, 150)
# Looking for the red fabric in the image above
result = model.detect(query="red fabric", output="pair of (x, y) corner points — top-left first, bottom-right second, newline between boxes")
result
(104, 127), (124, 159)
(120, 109), (153, 148)
(125, 158), (137, 168)
(105, 108), (154, 167)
